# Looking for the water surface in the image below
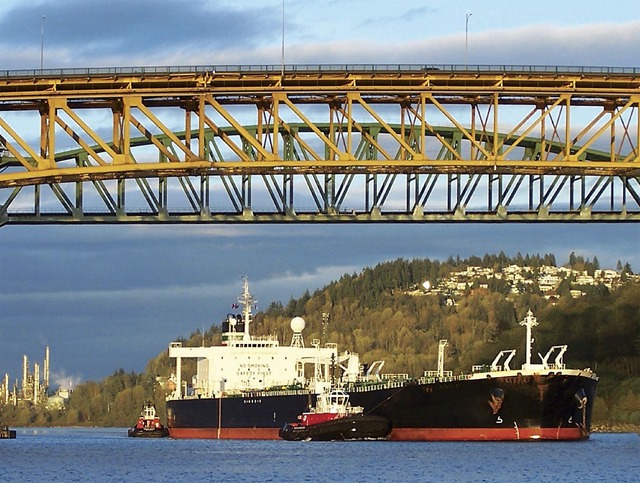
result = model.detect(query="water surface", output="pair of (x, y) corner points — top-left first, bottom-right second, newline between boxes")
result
(1, 428), (637, 482)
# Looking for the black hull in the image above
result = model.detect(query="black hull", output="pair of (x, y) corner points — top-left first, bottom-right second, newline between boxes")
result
(167, 372), (598, 441)
(127, 427), (169, 438)
(279, 415), (391, 441)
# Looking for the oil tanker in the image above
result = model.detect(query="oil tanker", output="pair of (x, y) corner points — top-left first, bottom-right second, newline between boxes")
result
(166, 278), (598, 441)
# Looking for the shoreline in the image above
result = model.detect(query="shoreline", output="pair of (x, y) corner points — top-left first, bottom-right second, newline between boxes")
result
(6, 423), (640, 435)
(591, 423), (640, 433)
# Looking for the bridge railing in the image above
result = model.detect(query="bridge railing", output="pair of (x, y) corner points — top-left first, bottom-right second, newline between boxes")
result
(1, 63), (640, 79)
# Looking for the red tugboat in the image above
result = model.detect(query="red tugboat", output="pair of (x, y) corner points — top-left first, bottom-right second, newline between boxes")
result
(128, 401), (169, 438)
(0, 425), (16, 439)
(279, 388), (391, 441)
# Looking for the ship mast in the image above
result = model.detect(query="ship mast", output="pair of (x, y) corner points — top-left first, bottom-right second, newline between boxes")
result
(437, 340), (448, 378)
(519, 309), (538, 370)
(238, 276), (256, 341)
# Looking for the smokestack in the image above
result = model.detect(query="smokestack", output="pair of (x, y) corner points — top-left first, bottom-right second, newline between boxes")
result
(22, 355), (28, 396)
(44, 346), (50, 389)
(3, 373), (8, 404)
(34, 362), (40, 404)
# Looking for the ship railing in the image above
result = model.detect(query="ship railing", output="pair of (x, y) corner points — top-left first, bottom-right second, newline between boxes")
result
(354, 375), (385, 384)
(418, 373), (471, 384)
(238, 388), (311, 398)
(250, 335), (279, 342)
(472, 364), (493, 373)
(10, 64), (640, 79)
(472, 362), (544, 374)
(174, 387), (312, 399)
(344, 372), (482, 391)
(423, 370), (453, 378)
(343, 379), (408, 392)
(380, 373), (409, 380)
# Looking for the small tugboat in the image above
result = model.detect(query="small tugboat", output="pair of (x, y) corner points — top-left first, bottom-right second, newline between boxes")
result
(279, 388), (391, 441)
(1, 425), (16, 439)
(128, 401), (169, 438)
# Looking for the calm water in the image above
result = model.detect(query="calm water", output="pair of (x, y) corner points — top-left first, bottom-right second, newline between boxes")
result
(0, 428), (638, 482)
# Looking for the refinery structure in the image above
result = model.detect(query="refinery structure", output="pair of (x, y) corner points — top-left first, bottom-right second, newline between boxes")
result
(1, 347), (51, 407)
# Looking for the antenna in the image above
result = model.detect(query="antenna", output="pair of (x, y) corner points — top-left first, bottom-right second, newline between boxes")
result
(322, 312), (329, 341)
(330, 352), (336, 389)
(519, 309), (538, 369)
(239, 276), (256, 341)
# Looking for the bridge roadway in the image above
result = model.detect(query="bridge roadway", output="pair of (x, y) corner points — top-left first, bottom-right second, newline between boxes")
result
(1, 64), (640, 224)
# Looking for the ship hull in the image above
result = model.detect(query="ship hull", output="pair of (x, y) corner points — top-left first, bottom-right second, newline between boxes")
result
(167, 371), (597, 441)
(127, 427), (170, 438)
(279, 415), (392, 441)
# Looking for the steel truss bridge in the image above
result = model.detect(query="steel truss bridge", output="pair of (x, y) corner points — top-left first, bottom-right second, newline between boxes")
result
(1, 63), (640, 225)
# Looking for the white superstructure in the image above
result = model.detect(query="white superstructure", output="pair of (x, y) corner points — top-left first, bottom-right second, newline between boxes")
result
(167, 277), (363, 400)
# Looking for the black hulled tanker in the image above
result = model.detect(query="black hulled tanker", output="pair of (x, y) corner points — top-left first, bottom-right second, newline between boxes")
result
(166, 279), (598, 441)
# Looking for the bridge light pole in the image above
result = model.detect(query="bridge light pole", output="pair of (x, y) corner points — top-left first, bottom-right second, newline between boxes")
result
(281, 0), (285, 76)
(40, 15), (45, 70)
(465, 11), (472, 68)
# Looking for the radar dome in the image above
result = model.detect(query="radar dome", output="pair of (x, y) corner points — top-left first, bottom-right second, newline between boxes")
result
(290, 316), (306, 333)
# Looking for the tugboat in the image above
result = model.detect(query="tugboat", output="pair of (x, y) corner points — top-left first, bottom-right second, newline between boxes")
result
(128, 401), (169, 438)
(0, 425), (16, 439)
(279, 388), (391, 441)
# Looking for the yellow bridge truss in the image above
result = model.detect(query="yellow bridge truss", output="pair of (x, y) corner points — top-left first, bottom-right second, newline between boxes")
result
(1, 64), (640, 224)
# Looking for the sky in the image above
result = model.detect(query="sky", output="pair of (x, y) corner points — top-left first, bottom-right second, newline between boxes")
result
(1, 0), (639, 386)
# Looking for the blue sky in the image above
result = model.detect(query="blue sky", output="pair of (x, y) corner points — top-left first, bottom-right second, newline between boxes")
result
(1, 0), (640, 67)
(1, 0), (639, 384)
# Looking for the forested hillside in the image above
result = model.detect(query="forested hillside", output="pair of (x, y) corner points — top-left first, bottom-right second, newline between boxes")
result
(3, 254), (639, 429)
(252, 255), (640, 428)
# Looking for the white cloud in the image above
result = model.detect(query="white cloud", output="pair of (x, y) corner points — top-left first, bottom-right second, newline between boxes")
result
(4, 13), (640, 69)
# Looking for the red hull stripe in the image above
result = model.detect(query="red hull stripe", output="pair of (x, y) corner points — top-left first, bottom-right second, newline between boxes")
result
(169, 426), (588, 441)
(169, 427), (281, 440)
(388, 427), (588, 441)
